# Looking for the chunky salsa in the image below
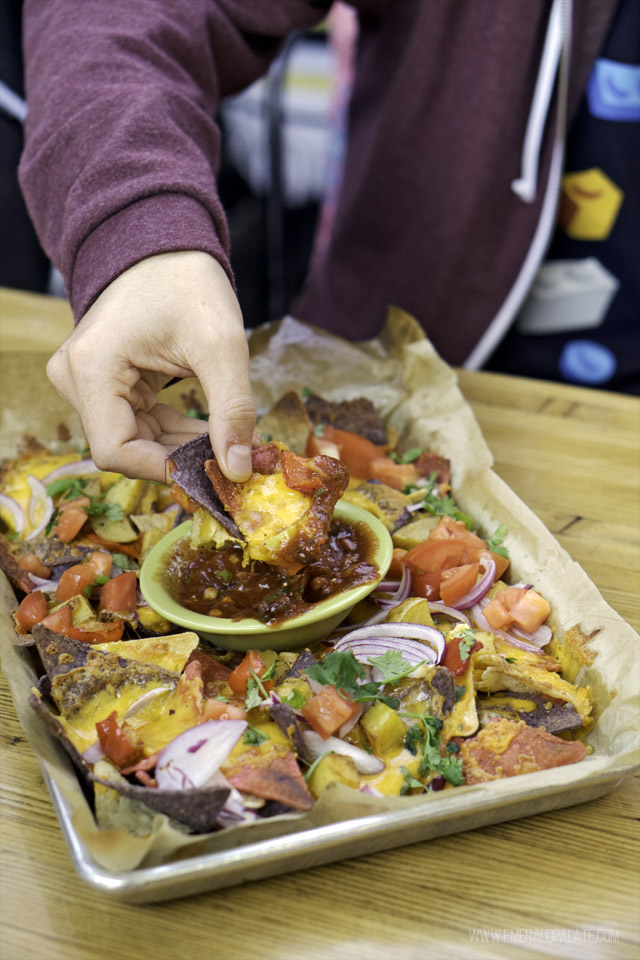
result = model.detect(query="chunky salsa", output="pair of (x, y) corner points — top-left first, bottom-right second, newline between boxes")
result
(164, 518), (379, 626)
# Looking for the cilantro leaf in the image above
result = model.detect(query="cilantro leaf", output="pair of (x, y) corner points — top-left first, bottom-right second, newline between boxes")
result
(367, 650), (421, 685)
(438, 754), (465, 786)
(281, 688), (307, 710)
(399, 710), (464, 785)
(400, 765), (426, 795)
(304, 649), (368, 695)
(243, 725), (269, 746)
(486, 524), (509, 559)
(82, 573), (110, 597)
(404, 724), (423, 756)
(244, 677), (264, 710)
(458, 629), (476, 661)
(45, 477), (87, 499)
(390, 447), (422, 464)
(86, 501), (125, 522)
(414, 483), (474, 530)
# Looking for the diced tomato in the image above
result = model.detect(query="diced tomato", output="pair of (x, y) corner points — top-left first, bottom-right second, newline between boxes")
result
(99, 571), (137, 613)
(228, 650), (273, 696)
(202, 699), (248, 721)
(367, 456), (418, 491)
(300, 685), (360, 739)
(510, 589), (551, 633)
(442, 633), (483, 676)
(15, 590), (48, 632)
(429, 516), (487, 551)
(469, 547), (510, 582)
(439, 562), (480, 607)
(410, 570), (441, 600)
(95, 711), (141, 768)
(483, 586), (550, 634)
(305, 433), (341, 460)
(68, 621), (125, 644)
(307, 426), (382, 480)
(54, 504), (89, 543)
(38, 603), (125, 643)
(388, 548), (408, 579)
(88, 551), (113, 577)
(281, 449), (326, 493)
(39, 605), (73, 633)
(86, 533), (140, 558)
(17, 553), (51, 579)
(55, 562), (100, 602)
(402, 538), (468, 574)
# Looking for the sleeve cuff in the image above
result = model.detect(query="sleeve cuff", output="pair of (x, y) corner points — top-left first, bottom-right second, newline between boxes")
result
(69, 193), (232, 320)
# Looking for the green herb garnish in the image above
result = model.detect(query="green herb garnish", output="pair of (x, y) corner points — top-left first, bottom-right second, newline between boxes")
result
(366, 650), (423, 685)
(45, 477), (87, 499)
(400, 765), (426, 795)
(243, 725), (269, 746)
(281, 688), (307, 710)
(400, 709), (465, 786)
(486, 524), (509, 559)
(85, 501), (125, 522)
(457, 629), (476, 661)
(304, 649), (398, 708)
(389, 447), (422, 464)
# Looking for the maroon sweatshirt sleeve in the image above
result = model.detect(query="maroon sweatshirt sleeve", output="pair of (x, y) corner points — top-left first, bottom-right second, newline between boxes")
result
(19, 0), (325, 320)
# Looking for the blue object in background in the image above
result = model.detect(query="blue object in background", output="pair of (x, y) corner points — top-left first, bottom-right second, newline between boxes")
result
(587, 59), (640, 122)
(558, 339), (617, 385)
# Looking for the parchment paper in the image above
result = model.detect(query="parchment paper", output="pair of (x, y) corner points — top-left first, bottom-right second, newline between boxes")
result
(1, 308), (638, 875)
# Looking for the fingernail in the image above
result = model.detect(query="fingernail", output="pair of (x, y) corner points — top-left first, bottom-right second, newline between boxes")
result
(226, 443), (252, 479)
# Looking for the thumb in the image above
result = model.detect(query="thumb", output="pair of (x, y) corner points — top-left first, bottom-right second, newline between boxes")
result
(195, 329), (256, 481)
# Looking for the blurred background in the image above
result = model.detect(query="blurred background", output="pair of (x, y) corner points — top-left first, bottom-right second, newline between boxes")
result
(1, 1), (638, 394)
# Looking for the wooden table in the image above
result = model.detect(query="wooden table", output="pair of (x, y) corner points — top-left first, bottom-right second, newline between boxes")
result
(1, 288), (639, 960)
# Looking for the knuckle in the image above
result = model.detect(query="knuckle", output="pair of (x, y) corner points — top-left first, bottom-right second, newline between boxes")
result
(219, 394), (256, 426)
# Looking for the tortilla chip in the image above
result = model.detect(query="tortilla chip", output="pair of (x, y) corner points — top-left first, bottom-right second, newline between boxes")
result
(166, 434), (241, 538)
(477, 692), (583, 734)
(460, 718), (587, 784)
(204, 444), (349, 569)
(91, 771), (230, 833)
(256, 391), (312, 455)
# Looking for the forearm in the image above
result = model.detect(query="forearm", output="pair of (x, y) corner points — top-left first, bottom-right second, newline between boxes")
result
(19, 0), (324, 319)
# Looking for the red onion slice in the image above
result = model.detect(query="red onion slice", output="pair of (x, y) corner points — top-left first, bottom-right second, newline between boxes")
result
(0, 493), (25, 535)
(334, 622), (445, 664)
(427, 602), (471, 626)
(41, 459), (98, 486)
(302, 730), (385, 775)
(511, 623), (553, 648)
(453, 553), (496, 609)
(25, 477), (54, 541)
(82, 741), (105, 764)
(27, 573), (60, 593)
(155, 719), (246, 790)
(121, 687), (173, 720)
(374, 564), (412, 601)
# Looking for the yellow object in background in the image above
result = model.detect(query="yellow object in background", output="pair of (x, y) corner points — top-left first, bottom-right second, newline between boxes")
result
(558, 168), (624, 241)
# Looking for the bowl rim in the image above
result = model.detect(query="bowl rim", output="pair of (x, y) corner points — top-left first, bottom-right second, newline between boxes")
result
(139, 499), (393, 637)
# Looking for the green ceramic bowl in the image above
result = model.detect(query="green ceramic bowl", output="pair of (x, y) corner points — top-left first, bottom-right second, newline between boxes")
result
(139, 500), (393, 652)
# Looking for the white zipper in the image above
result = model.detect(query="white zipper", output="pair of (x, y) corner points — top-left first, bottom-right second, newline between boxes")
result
(464, 0), (572, 371)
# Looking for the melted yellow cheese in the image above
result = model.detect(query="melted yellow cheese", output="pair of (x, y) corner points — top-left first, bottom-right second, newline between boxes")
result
(92, 633), (199, 673)
(1, 452), (83, 538)
(361, 747), (421, 795)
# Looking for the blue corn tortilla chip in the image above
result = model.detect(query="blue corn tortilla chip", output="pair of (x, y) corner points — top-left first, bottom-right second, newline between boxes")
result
(165, 433), (242, 539)
(89, 773), (230, 833)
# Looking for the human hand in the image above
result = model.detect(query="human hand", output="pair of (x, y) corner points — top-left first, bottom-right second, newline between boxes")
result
(46, 252), (256, 482)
